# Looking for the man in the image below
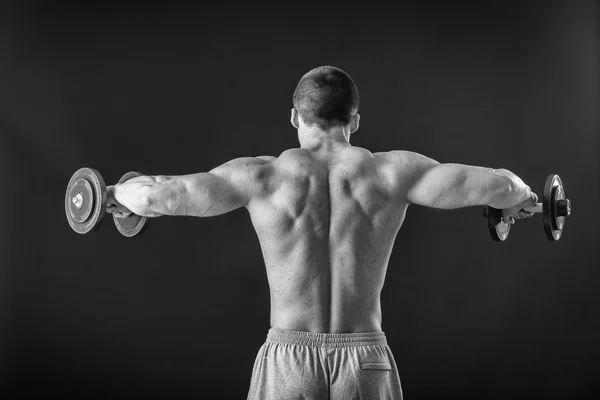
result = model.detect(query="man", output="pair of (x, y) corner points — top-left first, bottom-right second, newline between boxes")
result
(106, 66), (537, 399)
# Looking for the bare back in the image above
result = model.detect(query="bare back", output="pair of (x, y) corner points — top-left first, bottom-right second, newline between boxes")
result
(246, 146), (408, 333)
(118, 124), (514, 334)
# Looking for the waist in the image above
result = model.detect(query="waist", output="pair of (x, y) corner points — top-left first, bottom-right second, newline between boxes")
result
(266, 328), (387, 348)
(270, 300), (383, 333)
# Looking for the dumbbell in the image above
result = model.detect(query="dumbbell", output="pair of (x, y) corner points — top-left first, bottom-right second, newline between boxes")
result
(483, 174), (572, 241)
(65, 167), (150, 237)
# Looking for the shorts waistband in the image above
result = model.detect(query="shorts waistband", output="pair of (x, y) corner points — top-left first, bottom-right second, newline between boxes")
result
(266, 328), (387, 348)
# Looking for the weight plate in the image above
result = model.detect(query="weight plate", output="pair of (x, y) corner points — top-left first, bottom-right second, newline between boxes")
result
(68, 178), (93, 223)
(543, 174), (565, 241)
(65, 167), (107, 235)
(552, 185), (566, 230)
(113, 171), (150, 237)
(486, 205), (510, 242)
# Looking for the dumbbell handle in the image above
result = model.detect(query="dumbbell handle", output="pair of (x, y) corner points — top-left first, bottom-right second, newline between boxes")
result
(522, 203), (543, 213)
(517, 197), (571, 217)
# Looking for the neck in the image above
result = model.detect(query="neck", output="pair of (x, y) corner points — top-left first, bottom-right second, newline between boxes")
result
(298, 125), (351, 152)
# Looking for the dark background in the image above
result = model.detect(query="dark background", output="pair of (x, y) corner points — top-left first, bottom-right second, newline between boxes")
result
(1, 1), (598, 399)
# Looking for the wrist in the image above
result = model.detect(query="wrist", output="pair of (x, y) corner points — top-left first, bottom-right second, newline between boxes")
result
(513, 181), (532, 204)
(111, 184), (124, 204)
(105, 185), (116, 204)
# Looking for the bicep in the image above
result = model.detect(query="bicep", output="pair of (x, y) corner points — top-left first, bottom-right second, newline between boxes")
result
(402, 153), (506, 209)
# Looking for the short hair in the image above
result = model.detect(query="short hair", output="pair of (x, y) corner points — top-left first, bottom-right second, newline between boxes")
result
(292, 66), (359, 130)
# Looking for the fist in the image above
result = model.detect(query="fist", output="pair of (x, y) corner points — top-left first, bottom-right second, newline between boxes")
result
(501, 192), (538, 224)
(106, 185), (133, 219)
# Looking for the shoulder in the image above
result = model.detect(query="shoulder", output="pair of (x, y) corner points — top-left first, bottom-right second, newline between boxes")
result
(216, 155), (279, 168)
(372, 150), (441, 194)
(374, 150), (429, 163)
(276, 148), (318, 169)
(255, 155), (278, 162)
(278, 148), (310, 160)
(208, 155), (277, 182)
(374, 150), (439, 172)
(345, 146), (375, 161)
(336, 146), (378, 173)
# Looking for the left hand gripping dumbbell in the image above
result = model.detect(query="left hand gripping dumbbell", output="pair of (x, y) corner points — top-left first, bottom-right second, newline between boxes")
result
(483, 174), (572, 242)
(65, 167), (150, 237)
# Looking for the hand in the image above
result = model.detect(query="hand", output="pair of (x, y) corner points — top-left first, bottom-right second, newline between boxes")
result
(106, 185), (133, 219)
(501, 192), (538, 224)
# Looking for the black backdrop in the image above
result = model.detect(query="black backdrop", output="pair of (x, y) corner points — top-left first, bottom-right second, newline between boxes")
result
(1, 1), (599, 399)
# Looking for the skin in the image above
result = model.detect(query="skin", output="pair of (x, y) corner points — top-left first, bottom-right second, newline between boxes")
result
(107, 109), (537, 333)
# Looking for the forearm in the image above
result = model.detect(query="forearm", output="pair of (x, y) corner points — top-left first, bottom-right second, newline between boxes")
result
(112, 175), (181, 217)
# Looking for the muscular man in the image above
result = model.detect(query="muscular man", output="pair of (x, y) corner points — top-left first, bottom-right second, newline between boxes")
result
(106, 66), (537, 399)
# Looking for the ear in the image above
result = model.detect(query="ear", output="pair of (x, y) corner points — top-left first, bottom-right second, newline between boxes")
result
(290, 108), (300, 129)
(350, 113), (360, 134)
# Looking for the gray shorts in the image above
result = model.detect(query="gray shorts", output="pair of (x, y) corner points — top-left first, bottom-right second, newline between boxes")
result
(247, 328), (403, 400)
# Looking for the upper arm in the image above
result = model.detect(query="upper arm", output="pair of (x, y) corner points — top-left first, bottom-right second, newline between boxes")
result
(386, 151), (508, 209)
(164, 156), (274, 217)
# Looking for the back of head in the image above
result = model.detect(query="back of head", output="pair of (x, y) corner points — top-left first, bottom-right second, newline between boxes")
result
(292, 66), (359, 131)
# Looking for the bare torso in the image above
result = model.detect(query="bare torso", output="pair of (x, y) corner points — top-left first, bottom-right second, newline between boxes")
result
(246, 146), (409, 333)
